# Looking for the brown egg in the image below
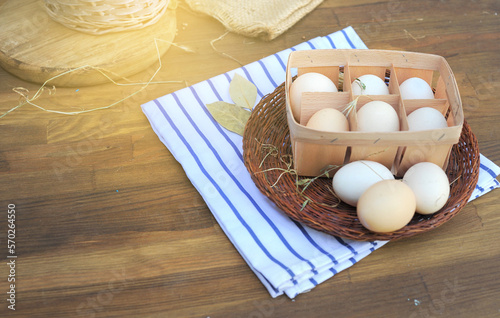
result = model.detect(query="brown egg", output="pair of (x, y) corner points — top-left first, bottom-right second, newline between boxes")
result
(306, 108), (349, 132)
(357, 180), (416, 233)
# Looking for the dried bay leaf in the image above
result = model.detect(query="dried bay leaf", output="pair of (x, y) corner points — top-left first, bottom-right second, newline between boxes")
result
(206, 101), (251, 136)
(229, 73), (258, 110)
(205, 74), (258, 136)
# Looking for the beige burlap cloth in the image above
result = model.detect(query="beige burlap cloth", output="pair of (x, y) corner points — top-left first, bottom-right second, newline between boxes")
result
(184, 0), (324, 40)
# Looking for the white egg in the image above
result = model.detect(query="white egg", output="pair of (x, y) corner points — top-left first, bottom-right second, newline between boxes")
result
(306, 108), (349, 132)
(399, 77), (435, 99)
(402, 162), (450, 215)
(407, 107), (448, 131)
(332, 160), (395, 207)
(356, 101), (400, 132)
(351, 74), (389, 95)
(289, 72), (338, 122)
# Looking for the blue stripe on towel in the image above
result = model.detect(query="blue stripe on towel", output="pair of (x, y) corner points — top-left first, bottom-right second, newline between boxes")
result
(206, 78), (223, 101)
(335, 236), (358, 255)
(292, 220), (339, 265)
(326, 35), (337, 49)
(188, 86), (243, 159)
(257, 60), (278, 88)
(306, 41), (317, 49)
(273, 53), (287, 71)
(341, 29), (356, 48)
(241, 66), (264, 98)
(223, 72), (232, 84)
(480, 163), (498, 179)
(476, 184), (484, 192)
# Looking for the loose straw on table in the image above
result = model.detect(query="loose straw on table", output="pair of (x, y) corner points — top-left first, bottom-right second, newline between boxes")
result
(0, 30), (248, 119)
(0, 38), (191, 119)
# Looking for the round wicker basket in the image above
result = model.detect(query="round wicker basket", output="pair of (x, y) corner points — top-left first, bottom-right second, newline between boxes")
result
(43, 0), (171, 34)
(242, 81), (480, 241)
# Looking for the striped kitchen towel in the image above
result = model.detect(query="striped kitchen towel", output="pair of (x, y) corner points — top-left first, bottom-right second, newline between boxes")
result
(142, 26), (500, 298)
(470, 154), (500, 201)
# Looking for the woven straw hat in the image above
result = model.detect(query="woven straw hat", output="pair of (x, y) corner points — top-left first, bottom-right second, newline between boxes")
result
(43, 0), (173, 34)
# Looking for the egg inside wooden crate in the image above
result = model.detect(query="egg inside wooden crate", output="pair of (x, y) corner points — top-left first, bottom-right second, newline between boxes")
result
(285, 49), (464, 177)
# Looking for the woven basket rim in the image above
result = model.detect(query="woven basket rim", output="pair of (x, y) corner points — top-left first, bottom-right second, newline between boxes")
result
(43, 0), (172, 34)
(242, 81), (480, 241)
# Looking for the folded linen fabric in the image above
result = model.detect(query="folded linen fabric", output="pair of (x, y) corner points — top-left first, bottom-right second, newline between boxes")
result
(184, 0), (325, 40)
(142, 26), (500, 298)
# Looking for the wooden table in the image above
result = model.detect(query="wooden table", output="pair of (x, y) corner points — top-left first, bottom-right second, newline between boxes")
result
(1, 0), (499, 317)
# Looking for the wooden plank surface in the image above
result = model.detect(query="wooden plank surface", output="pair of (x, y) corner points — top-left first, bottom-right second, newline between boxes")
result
(0, 0), (499, 317)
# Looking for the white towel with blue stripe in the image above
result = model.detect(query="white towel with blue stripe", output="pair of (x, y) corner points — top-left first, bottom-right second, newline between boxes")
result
(142, 26), (500, 298)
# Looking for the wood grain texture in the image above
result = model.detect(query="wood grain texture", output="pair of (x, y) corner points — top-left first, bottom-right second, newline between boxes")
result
(0, 0), (499, 317)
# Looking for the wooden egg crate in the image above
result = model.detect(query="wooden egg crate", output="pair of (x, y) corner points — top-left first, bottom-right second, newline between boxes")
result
(284, 49), (464, 177)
